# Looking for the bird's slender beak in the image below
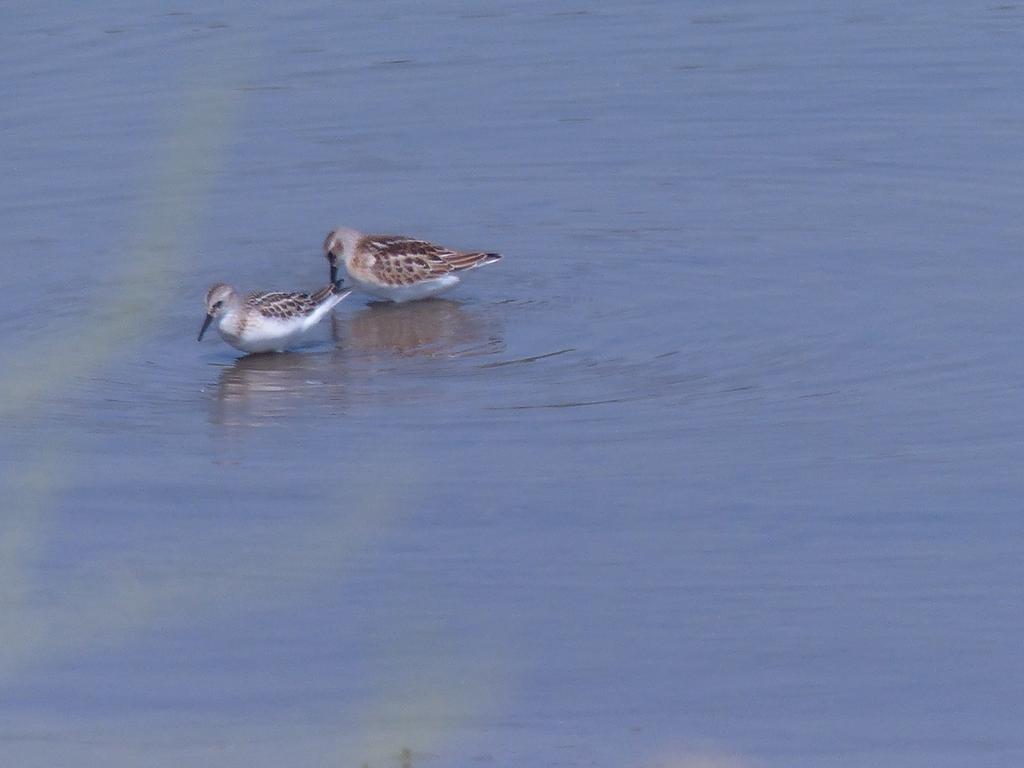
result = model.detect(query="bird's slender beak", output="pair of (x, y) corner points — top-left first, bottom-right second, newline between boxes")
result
(329, 260), (338, 284)
(197, 313), (214, 341)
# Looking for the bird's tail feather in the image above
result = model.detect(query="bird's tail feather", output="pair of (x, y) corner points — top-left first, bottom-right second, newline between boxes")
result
(450, 252), (502, 271)
(310, 279), (349, 303)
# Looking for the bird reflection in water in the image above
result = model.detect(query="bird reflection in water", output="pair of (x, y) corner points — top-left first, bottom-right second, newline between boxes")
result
(333, 298), (500, 360)
(210, 350), (347, 428)
(210, 299), (502, 428)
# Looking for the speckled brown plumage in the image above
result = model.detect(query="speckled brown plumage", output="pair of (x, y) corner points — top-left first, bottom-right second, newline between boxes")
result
(322, 226), (502, 302)
(358, 235), (501, 286)
(244, 282), (342, 320)
(200, 279), (352, 353)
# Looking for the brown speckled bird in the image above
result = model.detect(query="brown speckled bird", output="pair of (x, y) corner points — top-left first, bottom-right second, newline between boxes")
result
(323, 227), (501, 303)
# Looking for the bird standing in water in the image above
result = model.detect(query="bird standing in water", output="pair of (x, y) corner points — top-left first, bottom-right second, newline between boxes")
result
(198, 280), (351, 353)
(322, 227), (501, 303)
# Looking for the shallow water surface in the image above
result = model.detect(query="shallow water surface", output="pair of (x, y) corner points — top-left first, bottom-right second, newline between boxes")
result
(2, 2), (1024, 767)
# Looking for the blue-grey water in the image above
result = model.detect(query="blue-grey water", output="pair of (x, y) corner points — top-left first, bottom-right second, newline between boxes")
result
(2, 2), (1023, 766)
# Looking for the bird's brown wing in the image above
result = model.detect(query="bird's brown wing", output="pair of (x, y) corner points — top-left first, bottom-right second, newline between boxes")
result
(363, 235), (501, 286)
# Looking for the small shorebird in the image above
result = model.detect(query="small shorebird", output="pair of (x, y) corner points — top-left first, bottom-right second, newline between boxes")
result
(197, 281), (351, 353)
(322, 227), (501, 303)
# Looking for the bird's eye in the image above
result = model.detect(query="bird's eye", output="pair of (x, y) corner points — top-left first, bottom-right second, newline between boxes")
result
(213, 301), (223, 309)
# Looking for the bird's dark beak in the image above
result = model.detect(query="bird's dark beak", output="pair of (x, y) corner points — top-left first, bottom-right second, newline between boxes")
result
(197, 313), (214, 341)
(329, 260), (338, 284)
